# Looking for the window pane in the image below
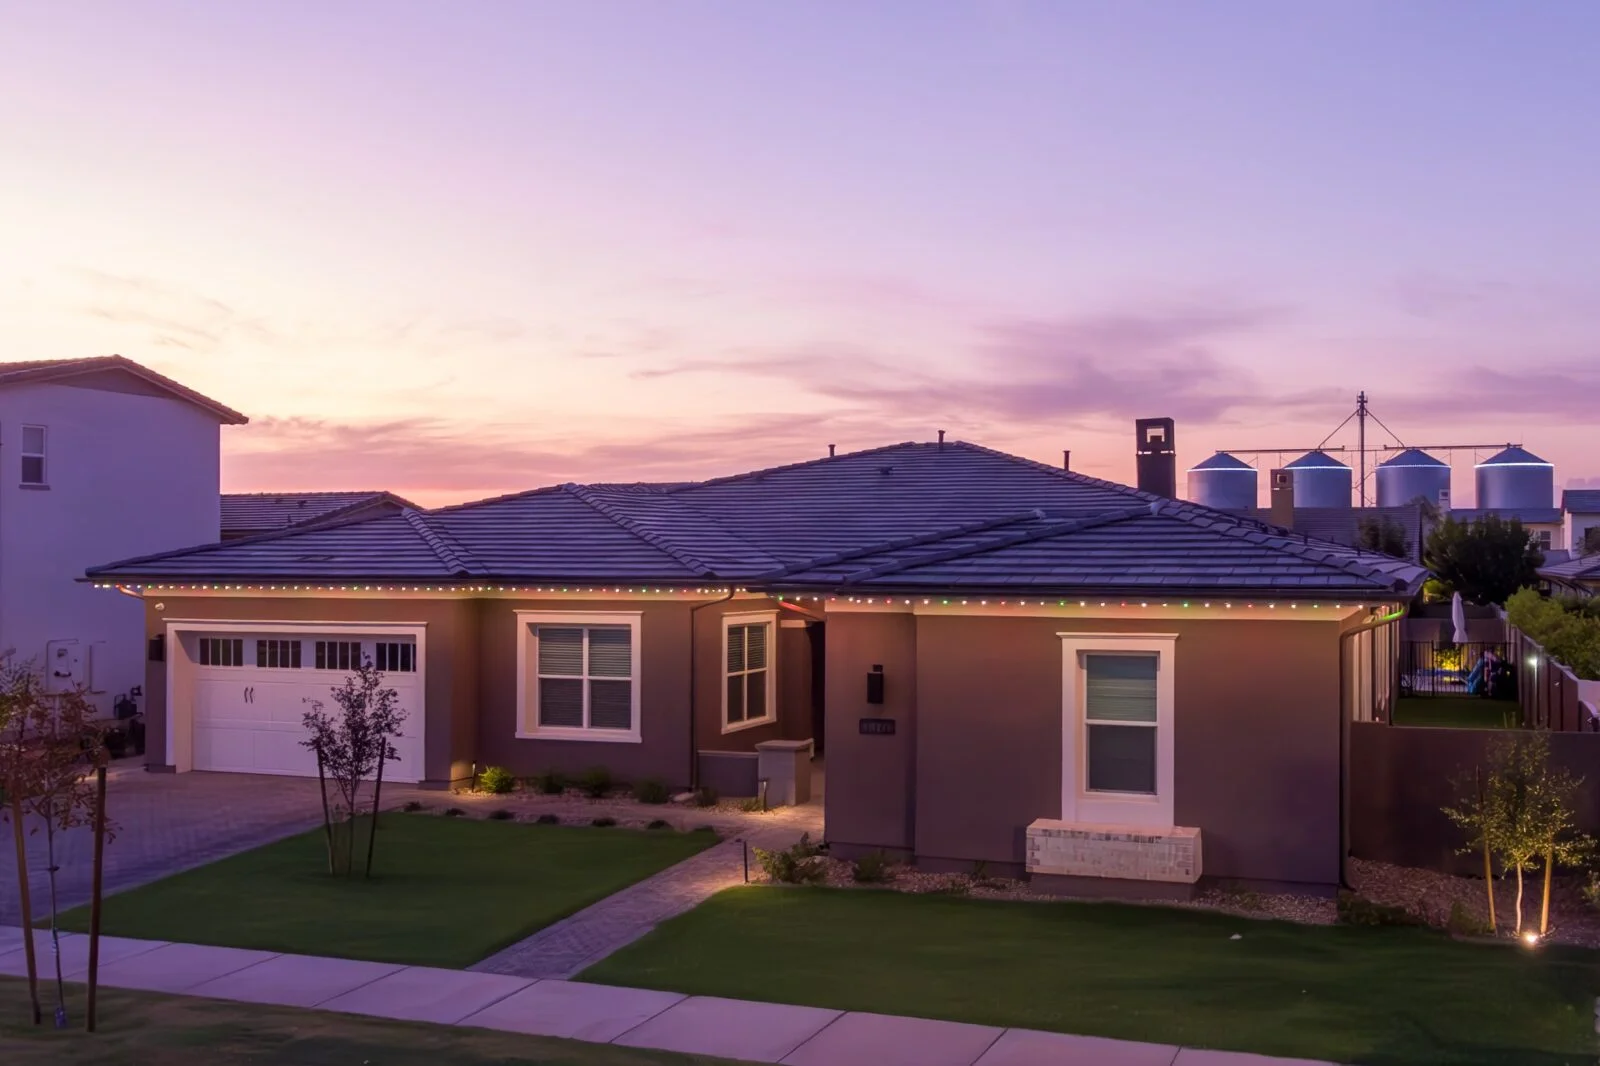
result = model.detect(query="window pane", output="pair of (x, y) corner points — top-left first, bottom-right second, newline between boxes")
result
(726, 625), (745, 672)
(537, 628), (584, 675)
(745, 624), (768, 670)
(257, 640), (269, 668)
(589, 679), (632, 729)
(21, 426), (44, 453)
(726, 674), (745, 723)
(1087, 724), (1156, 793)
(538, 678), (584, 727)
(747, 669), (767, 721)
(1085, 654), (1157, 723)
(587, 627), (632, 678)
(20, 456), (44, 484)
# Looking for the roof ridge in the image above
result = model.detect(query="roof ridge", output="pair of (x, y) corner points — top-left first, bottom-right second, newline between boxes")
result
(426, 483), (566, 515)
(561, 484), (717, 577)
(949, 441), (1161, 504)
(669, 441), (923, 493)
(223, 490), (389, 499)
(401, 509), (488, 576)
(85, 508), (429, 576)
(0, 354), (248, 424)
(763, 509), (1048, 579)
(842, 505), (1153, 584)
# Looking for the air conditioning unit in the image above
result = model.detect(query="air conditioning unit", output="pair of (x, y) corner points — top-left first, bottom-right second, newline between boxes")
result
(1437, 488), (1452, 512)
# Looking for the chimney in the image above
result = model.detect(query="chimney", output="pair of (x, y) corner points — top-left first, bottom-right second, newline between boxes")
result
(1134, 417), (1176, 497)
(1270, 468), (1295, 529)
(937, 429), (946, 448)
(1062, 449), (1071, 472)
(828, 444), (836, 458)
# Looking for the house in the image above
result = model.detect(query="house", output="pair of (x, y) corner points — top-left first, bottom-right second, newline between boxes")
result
(1564, 490), (1600, 558)
(0, 356), (246, 716)
(1445, 506), (1566, 552)
(222, 491), (417, 540)
(1539, 555), (1600, 597)
(86, 439), (1423, 895)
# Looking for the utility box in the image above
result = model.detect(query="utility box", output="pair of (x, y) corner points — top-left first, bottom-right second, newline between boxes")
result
(755, 740), (813, 807)
(46, 640), (87, 692)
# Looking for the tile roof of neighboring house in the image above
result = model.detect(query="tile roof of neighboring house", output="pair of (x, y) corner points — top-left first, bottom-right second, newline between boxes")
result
(1563, 490), (1600, 514)
(221, 491), (419, 537)
(1445, 507), (1565, 525)
(0, 355), (247, 423)
(1231, 506), (1429, 562)
(1539, 554), (1600, 584)
(87, 441), (1427, 599)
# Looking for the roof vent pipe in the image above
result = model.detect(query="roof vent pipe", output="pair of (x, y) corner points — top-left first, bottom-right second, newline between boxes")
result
(1063, 450), (1071, 472)
(828, 444), (836, 458)
(937, 429), (945, 447)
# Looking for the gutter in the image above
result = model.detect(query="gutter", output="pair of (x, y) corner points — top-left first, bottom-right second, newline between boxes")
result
(688, 588), (737, 790)
(1337, 601), (1410, 890)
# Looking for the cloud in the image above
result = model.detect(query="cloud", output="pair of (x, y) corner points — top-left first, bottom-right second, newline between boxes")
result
(1374, 361), (1600, 426)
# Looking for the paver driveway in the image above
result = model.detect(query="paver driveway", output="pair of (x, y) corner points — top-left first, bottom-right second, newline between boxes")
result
(0, 764), (423, 924)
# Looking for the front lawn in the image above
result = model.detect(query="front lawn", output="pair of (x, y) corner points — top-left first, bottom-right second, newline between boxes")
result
(581, 887), (1600, 1066)
(59, 815), (716, 968)
(1393, 697), (1520, 729)
(0, 977), (737, 1066)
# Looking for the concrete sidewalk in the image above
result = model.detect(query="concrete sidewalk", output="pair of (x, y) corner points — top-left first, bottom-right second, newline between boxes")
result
(0, 926), (1335, 1066)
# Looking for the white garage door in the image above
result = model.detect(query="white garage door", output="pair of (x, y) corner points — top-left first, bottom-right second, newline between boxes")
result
(190, 633), (423, 783)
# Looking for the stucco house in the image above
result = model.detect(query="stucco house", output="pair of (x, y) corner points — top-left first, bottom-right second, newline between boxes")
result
(87, 440), (1421, 895)
(1564, 489), (1600, 558)
(221, 491), (418, 540)
(0, 356), (246, 716)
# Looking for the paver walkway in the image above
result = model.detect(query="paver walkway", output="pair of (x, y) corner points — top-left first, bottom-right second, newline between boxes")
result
(0, 925), (1336, 1065)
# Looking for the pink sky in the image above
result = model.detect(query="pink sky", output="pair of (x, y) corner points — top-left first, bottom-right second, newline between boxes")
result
(3, 3), (1597, 509)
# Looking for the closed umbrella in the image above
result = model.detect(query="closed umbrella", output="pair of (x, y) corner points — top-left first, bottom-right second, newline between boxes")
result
(1451, 591), (1469, 645)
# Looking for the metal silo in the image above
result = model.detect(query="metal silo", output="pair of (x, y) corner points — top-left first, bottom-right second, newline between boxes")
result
(1186, 452), (1258, 510)
(1375, 448), (1451, 508)
(1285, 450), (1353, 509)
(1475, 446), (1554, 510)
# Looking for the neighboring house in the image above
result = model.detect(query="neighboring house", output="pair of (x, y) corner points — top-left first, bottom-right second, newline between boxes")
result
(1236, 505), (1430, 562)
(87, 440), (1422, 895)
(1564, 490), (1600, 558)
(1445, 506), (1567, 552)
(221, 491), (418, 540)
(0, 356), (246, 715)
(1540, 555), (1600, 597)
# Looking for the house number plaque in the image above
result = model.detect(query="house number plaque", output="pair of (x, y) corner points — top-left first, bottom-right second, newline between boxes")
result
(858, 717), (896, 736)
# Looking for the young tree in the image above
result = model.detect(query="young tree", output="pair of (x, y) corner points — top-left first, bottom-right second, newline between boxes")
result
(1424, 515), (1544, 606)
(1357, 515), (1410, 559)
(301, 660), (405, 877)
(1443, 765), (1499, 933)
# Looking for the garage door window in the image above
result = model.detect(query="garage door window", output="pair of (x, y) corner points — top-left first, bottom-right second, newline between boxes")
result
(199, 638), (244, 667)
(315, 640), (363, 671)
(374, 641), (416, 672)
(256, 639), (302, 669)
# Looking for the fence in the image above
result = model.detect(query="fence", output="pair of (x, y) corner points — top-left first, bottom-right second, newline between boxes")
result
(1397, 641), (1512, 699)
(1508, 624), (1600, 732)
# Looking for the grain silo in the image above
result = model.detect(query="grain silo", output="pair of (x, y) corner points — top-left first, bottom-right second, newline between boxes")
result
(1475, 446), (1554, 510)
(1186, 452), (1258, 511)
(1375, 448), (1451, 508)
(1284, 450), (1352, 509)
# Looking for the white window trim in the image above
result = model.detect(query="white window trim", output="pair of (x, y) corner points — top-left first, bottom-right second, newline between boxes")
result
(515, 610), (643, 744)
(1059, 633), (1178, 829)
(20, 424), (47, 485)
(721, 611), (778, 734)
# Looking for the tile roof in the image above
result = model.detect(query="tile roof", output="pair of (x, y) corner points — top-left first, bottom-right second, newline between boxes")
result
(1445, 507), (1564, 525)
(1563, 490), (1600, 514)
(0, 355), (247, 423)
(1539, 555), (1600, 584)
(221, 491), (418, 536)
(88, 441), (1426, 598)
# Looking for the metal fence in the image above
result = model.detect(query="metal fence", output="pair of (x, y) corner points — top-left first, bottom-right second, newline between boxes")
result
(1397, 641), (1513, 699)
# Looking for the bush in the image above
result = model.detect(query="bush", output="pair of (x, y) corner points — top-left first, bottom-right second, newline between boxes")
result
(443, 807), (466, 818)
(852, 851), (894, 884)
(692, 786), (718, 808)
(1337, 890), (1421, 927)
(1585, 872), (1600, 913)
(1508, 588), (1600, 680)
(647, 818), (672, 830)
(1447, 900), (1493, 937)
(592, 816), (617, 828)
(740, 797), (766, 813)
(488, 808), (515, 821)
(401, 800), (425, 813)
(530, 769), (567, 795)
(478, 766), (517, 795)
(755, 833), (828, 884)
(633, 778), (671, 805)
(578, 766), (614, 799)
(535, 813), (561, 825)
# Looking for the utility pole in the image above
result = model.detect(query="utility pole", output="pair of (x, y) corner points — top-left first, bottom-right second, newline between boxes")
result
(1356, 390), (1368, 508)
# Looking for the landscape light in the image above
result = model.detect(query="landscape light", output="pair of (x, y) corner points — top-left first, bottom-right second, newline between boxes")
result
(1521, 931), (1541, 948)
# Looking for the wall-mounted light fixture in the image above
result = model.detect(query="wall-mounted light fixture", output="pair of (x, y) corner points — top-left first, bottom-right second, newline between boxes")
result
(866, 664), (885, 705)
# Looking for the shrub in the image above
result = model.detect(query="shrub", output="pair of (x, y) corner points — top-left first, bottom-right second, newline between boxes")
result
(1508, 588), (1600, 680)
(755, 833), (828, 884)
(633, 778), (671, 805)
(1447, 900), (1493, 937)
(535, 813), (561, 825)
(488, 808), (515, 821)
(401, 800), (425, 813)
(530, 769), (567, 795)
(692, 786), (718, 808)
(443, 807), (466, 818)
(578, 766), (614, 799)
(1584, 872), (1600, 913)
(739, 797), (766, 813)
(647, 819), (672, 830)
(1336, 891), (1421, 927)
(935, 875), (972, 897)
(852, 851), (894, 884)
(477, 766), (516, 795)
(592, 816), (617, 828)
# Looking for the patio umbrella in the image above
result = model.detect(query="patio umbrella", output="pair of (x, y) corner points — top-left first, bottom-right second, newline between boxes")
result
(1451, 591), (1470, 645)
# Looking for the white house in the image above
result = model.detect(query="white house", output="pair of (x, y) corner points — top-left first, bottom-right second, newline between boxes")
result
(0, 356), (246, 716)
(1565, 490), (1600, 558)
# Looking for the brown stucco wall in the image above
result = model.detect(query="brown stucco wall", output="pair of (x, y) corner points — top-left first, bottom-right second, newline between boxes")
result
(824, 611), (918, 856)
(691, 598), (791, 753)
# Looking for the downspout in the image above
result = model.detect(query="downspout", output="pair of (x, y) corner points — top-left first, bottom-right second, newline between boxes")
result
(688, 587), (737, 790)
(1337, 600), (1409, 890)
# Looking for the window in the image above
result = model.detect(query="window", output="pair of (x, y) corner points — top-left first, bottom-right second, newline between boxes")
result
(1083, 654), (1157, 794)
(21, 425), (46, 485)
(723, 616), (775, 731)
(516, 612), (641, 742)
(315, 640), (363, 671)
(1532, 530), (1553, 551)
(198, 637), (244, 667)
(256, 639), (302, 669)
(374, 641), (416, 672)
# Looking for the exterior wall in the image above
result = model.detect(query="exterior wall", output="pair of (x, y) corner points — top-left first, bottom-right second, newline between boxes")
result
(692, 597), (792, 753)
(143, 596), (476, 786)
(1, 380), (223, 716)
(1568, 511), (1600, 557)
(824, 611), (918, 856)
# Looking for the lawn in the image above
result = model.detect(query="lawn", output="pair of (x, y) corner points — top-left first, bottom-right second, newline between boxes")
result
(1393, 697), (1521, 729)
(59, 815), (717, 968)
(581, 887), (1600, 1066)
(0, 978), (737, 1066)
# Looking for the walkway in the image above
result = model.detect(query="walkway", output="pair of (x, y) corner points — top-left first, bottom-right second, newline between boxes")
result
(0, 926), (1334, 1065)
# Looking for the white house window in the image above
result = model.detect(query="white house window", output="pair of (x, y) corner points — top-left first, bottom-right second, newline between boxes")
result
(255, 639), (302, 669)
(1084, 654), (1158, 794)
(199, 638), (245, 667)
(1532, 530), (1553, 551)
(723, 615), (776, 732)
(374, 641), (415, 673)
(21, 425), (46, 485)
(315, 640), (363, 671)
(530, 622), (637, 735)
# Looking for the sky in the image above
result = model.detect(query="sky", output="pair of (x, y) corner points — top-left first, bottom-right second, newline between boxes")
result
(3, 1), (1598, 508)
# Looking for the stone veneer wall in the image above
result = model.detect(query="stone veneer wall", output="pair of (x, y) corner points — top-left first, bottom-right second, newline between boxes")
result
(1025, 819), (1202, 884)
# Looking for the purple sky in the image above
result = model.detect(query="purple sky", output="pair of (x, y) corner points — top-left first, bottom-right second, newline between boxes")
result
(4, 1), (1598, 507)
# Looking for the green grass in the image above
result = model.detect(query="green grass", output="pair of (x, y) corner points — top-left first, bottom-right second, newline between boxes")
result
(58, 814), (715, 968)
(581, 887), (1600, 1066)
(1393, 697), (1521, 729)
(0, 977), (737, 1066)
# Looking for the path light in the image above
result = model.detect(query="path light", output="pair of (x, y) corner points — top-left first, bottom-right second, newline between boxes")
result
(1521, 930), (1541, 948)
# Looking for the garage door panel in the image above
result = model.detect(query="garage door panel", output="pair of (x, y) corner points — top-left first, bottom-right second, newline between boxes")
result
(194, 677), (255, 723)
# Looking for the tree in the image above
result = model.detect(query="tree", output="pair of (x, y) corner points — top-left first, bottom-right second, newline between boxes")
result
(1423, 515), (1544, 606)
(1583, 526), (1600, 558)
(301, 660), (405, 877)
(1357, 515), (1410, 559)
